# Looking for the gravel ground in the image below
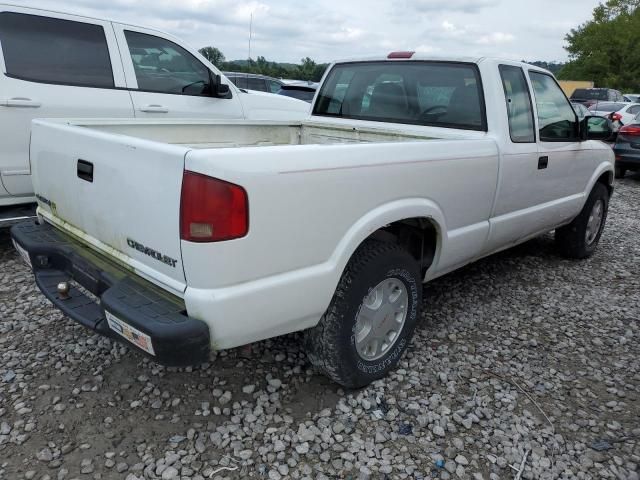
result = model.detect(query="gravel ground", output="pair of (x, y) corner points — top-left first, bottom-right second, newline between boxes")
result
(1, 176), (639, 480)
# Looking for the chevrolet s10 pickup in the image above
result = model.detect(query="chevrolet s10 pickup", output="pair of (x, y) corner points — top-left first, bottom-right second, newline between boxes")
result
(12, 53), (615, 387)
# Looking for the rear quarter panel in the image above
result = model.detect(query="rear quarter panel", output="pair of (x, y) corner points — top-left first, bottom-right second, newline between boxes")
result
(182, 138), (500, 290)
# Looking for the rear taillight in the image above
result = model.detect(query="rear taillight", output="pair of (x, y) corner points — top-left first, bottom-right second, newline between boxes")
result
(180, 171), (248, 242)
(610, 112), (623, 121)
(619, 124), (640, 136)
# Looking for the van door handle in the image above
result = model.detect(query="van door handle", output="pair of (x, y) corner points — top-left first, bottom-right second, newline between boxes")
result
(538, 156), (549, 169)
(139, 105), (169, 113)
(5, 97), (41, 108)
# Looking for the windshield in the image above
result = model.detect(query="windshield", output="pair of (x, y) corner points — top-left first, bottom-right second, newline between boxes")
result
(313, 61), (486, 131)
(571, 89), (608, 100)
(588, 102), (625, 112)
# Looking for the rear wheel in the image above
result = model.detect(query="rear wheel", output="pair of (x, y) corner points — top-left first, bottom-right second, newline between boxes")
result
(304, 240), (422, 389)
(615, 166), (626, 179)
(555, 182), (609, 259)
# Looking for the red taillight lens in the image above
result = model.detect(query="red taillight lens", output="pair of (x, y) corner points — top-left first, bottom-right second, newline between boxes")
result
(180, 171), (248, 242)
(619, 124), (640, 136)
(610, 112), (623, 121)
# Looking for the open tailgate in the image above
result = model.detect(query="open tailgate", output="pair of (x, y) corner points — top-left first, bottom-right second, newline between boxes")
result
(29, 119), (188, 295)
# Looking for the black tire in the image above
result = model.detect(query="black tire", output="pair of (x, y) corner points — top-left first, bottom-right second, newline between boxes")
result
(615, 166), (626, 179)
(304, 240), (422, 389)
(555, 182), (609, 259)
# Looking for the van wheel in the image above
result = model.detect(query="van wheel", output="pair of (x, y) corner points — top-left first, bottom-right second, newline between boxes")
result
(615, 166), (626, 179)
(304, 240), (422, 389)
(555, 182), (609, 259)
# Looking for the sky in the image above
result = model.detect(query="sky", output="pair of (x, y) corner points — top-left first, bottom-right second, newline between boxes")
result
(25, 0), (602, 64)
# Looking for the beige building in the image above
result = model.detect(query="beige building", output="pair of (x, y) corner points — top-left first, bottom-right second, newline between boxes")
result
(559, 80), (595, 98)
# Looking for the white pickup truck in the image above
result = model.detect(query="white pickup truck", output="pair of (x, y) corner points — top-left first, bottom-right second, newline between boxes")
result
(0, 4), (308, 224)
(12, 54), (615, 388)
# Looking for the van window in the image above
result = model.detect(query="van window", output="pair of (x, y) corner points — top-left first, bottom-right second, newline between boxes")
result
(0, 12), (114, 88)
(313, 61), (486, 131)
(247, 77), (267, 92)
(124, 31), (211, 95)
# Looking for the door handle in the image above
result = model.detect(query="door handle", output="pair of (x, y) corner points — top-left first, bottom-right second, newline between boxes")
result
(139, 105), (169, 113)
(538, 156), (549, 169)
(4, 97), (41, 108)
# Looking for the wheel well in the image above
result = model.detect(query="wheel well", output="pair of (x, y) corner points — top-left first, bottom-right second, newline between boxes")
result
(367, 217), (439, 276)
(597, 171), (613, 197)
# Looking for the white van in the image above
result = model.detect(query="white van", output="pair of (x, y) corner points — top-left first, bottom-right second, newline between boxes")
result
(0, 3), (309, 221)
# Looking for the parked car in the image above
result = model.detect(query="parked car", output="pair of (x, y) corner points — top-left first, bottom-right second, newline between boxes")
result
(223, 72), (284, 93)
(571, 101), (590, 120)
(613, 112), (640, 178)
(623, 93), (640, 102)
(12, 54), (614, 388)
(277, 84), (318, 103)
(588, 102), (640, 131)
(570, 88), (625, 107)
(0, 4), (309, 227)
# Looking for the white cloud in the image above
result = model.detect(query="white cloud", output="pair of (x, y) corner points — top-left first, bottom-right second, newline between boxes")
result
(22, 0), (601, 63)
(414, 44), (442, 54)
(440, 20), (468, 37)
(476, 32), (515, 45)
(397, 0), (499, 13)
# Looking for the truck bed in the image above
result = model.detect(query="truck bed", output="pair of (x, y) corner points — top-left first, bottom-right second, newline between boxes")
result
(70, 119), (443, 149)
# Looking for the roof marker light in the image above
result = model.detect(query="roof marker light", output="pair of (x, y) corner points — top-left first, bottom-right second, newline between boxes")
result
(387, 51), (415, 59)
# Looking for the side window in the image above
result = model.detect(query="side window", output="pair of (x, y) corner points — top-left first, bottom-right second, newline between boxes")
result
(247, 77), (267, 92)
(529, 72), (578, 141)
(499, 65), (535, 143)
(628, 105), (640, 115)
(0, 12), (114, 88)
(268, 80), (282, 93)
(124, 30), (210, 95)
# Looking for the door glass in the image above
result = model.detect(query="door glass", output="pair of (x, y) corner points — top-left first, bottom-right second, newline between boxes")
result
(499, 65), (535, 143)
(124, 31), (210, 95)
(529, 72), (578, 141)
(0, 12), (113, 87)
(268, 80), (282, 93)
(247, 77), (267, 91)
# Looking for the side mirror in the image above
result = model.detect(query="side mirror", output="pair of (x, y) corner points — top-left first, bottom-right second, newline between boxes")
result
(211, 73), (231, 98)
(581, 115), (614, 141)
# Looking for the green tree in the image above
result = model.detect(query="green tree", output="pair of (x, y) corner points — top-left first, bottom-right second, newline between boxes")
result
(198, 46), (226, 67)
(558, 0), (640, 90)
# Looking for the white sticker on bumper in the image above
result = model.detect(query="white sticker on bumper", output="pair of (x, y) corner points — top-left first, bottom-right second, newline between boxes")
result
(12, 240), (32, 269)
(105, 310), (155, 356)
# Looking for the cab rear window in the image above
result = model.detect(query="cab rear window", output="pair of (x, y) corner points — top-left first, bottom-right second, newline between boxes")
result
(313, 61), (486, 131)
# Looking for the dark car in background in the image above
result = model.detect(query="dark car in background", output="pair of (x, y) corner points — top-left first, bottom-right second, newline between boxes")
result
(613, 112), (640, 178)
(277, 83), (318, 103)
(570, 88), (625, 108)
(223, 72), (284, 93)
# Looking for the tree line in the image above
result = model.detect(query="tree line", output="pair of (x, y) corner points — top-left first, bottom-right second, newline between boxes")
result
(198, 46), (328, 82)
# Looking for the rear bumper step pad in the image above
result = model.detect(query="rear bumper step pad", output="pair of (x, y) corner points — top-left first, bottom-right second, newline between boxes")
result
(10, 221), (210, 366)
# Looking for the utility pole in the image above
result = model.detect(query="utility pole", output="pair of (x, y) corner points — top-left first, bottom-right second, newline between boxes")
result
(248, 12), (253, 62)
